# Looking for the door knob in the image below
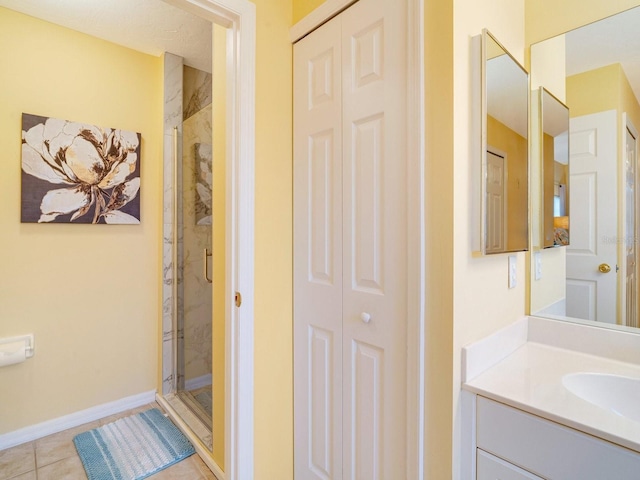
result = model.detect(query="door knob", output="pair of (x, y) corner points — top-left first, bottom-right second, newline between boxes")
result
(360, 312), (371, 324)
(598, 263), (611, 273)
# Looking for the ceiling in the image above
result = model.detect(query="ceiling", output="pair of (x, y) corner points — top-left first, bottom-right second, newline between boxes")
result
(0, 0), (213, 72)
(565, 6), (640, 103)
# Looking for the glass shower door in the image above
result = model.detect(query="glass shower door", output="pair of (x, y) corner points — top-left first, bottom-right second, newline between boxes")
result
(177, 63), (214, 429)
(171, 22), (227, 467)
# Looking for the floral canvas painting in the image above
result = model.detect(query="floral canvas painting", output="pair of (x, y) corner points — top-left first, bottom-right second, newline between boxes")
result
(21, 113), (141, 224)
(194, 143), (212, 226)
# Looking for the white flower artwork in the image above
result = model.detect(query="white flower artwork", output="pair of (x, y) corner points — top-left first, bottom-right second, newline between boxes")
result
(194, 143), (212, 226)
(21, 113), (141, 224)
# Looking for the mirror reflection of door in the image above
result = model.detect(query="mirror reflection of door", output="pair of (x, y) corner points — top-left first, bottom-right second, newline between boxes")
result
(530, 7), (640, 328)
(486, 148), (507, 253)
(567, 111), (617, 322)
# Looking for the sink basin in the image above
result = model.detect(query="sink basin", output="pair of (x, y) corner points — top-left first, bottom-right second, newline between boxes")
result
(562, 372), (640, 422)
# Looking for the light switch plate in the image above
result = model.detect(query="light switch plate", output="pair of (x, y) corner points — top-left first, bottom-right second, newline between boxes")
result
(534, 252), (542, 280)
(508, 255), (517, 289)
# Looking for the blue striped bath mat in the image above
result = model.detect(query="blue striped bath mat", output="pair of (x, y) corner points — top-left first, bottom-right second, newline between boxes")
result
(73, 408), (195, 480)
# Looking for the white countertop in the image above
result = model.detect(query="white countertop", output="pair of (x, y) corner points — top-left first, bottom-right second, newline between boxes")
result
(464, 341), (640, 453)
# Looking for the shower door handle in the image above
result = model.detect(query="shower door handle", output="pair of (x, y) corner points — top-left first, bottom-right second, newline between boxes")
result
(204, 249), (213, 283)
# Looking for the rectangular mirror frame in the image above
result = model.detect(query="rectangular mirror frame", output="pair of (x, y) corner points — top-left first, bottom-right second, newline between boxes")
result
(480, 29), (531, 255)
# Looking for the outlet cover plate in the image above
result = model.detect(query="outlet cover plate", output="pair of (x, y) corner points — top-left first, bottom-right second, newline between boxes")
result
(534, 251), (542, 280)
(508, 255), (517, 289)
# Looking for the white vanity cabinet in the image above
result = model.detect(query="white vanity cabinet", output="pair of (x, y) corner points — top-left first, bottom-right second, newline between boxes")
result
(475, 396), (640, 479)
(477, 450), (543, 480)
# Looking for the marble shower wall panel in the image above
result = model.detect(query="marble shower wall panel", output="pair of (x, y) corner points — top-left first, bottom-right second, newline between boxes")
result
(162, 53), (184, 395)
(184, 65), (213, 121)
(165, 53), (185, 135)
(162, 222), (173, 393)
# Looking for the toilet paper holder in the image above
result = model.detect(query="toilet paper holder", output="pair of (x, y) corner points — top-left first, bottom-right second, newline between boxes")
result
(0, 334), (35, 359)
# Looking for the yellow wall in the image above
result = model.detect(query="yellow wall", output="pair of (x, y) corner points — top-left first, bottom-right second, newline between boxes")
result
(452, 0), (526, 477)
(453, 1), (526, 338)
(251, 0), (294, 478)
(530, 35), (565, 97)
(424, 0), (454, 475)
(529, 246), (567, 313)
(0, 7), (162, 433)
(555, 161), (568, 185)
(487, 115), (529, 251)
(567, 64), (620, 117)
(620, 65), (640, 133)
(293, 0), (325, 23)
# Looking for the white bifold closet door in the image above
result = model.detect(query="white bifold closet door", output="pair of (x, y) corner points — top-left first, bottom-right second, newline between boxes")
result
(293, 0), (408, 477)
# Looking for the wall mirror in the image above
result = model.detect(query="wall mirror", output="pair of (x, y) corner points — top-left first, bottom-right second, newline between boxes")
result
(481, 29), (530, 254)
(530, 7), (640, 331)
(0, 0), (256, 478)
(540, 87), (570, 248)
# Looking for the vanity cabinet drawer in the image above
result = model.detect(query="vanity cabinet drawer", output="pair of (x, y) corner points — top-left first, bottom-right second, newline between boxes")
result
(477, 396), (640, 480)
(477, 449), (543, 480)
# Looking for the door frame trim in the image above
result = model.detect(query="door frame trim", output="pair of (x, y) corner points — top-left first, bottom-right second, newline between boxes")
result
(486, 146), (509, 253)
(291, 1), (426, 477)
(621, 112), (639, 327)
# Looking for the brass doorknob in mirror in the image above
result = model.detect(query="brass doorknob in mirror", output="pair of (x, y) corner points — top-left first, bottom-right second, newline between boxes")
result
(599, 263), (611, 274)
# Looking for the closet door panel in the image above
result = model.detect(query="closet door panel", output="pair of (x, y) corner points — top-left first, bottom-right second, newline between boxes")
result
(351, 113), (384, 294)
(294, 16), (343, 480)
(341, 0), (408, 478)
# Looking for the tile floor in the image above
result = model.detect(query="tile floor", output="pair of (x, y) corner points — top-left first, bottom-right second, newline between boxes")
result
(0, 402), (217, 480)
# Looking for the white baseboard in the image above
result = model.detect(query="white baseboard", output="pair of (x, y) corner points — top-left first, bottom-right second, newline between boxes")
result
(0, 389), (156, 450)
(185, 373), (212, 391)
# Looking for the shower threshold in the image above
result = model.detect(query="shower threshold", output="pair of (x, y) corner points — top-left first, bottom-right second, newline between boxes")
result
(178, 388), (213, 430)
(160, 392), (213, 451)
